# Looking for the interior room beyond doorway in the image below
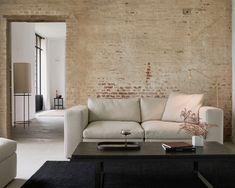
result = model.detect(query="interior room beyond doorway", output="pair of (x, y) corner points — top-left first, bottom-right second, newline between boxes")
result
(11, 22), (66, 126)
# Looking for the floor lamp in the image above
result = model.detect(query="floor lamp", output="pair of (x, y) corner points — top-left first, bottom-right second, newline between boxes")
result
(188, 68), (219, 107)
(13, 63), (32, 128)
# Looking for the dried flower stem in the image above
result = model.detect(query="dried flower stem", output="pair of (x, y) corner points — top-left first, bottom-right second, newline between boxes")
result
(178, 108), (215, 139)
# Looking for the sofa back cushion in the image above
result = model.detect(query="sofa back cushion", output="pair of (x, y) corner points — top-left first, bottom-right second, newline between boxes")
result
(88, 98), (141, 122)
(140, 98), (167, 122)
(162, 92), (204, 122)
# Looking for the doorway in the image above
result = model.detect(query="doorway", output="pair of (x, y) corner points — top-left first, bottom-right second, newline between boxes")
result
(0, 15), (68, 139)
(11, 22), (66, 125)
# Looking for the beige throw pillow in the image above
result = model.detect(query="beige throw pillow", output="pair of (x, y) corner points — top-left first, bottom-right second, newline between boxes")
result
(162, 92), (204, 122)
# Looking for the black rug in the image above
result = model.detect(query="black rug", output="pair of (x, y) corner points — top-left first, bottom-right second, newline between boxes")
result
(21, 161), (95, 188)
(21, 161), (208, 188)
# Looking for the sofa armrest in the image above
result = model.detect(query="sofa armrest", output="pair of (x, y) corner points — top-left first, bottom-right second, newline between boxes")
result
(64, 105), (88, 158)
(199, 106), (223, 144)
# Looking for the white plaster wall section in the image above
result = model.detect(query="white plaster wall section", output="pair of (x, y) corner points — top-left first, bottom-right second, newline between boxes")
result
(47, 39), (66, 109)
(11, 22), (36, 123)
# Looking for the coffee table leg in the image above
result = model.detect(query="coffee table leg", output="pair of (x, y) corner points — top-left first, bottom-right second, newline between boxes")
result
(100, 162), (104, 188)
(95, 161), (104, 188)
(193, 161), (198, 173)
(194, 161), (213, 188)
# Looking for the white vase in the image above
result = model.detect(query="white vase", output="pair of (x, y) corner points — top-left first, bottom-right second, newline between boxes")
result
(192, 136), (204, 147)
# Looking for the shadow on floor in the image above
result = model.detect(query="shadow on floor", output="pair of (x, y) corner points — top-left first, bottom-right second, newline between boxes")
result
(6, 179), (27, 188)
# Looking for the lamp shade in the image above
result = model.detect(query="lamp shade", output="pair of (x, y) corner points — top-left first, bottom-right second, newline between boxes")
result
(13, 63), (31, 93)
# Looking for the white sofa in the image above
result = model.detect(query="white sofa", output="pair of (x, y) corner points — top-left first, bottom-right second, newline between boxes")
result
(65, 97), (223, 158)
(0, 138), (17, 188)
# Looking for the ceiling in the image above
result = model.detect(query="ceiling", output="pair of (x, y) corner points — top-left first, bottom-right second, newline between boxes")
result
(34, 23), (66, 39)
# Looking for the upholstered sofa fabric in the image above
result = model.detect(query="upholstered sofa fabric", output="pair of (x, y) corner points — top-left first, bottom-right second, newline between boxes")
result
(141, 121), (191, 140)
(140, 98), (167, 122)
(64, 105), (88, 159)
(162, 93), (204, 122)
(83, 121), (144, 139)
(0, 138), (17, 188)
(88, 98), (141, 122)
(65, 96), (224, 158)
(0, 138), (16, 162)
(199, 106), (224, 144)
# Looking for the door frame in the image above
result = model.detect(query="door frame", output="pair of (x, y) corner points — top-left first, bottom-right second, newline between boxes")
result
(4, 15), (67, 138)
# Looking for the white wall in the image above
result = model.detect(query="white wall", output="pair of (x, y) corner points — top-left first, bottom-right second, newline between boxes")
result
(47, 39), (66, 109)
(40, 39), (50, 110)
(11, 22), (35, 122)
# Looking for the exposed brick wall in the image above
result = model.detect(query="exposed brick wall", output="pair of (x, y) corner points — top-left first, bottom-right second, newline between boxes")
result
(0, 16), (8, 137)
(0, 0), (232, 140)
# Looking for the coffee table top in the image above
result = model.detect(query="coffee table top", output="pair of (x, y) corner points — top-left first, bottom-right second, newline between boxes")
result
(72, 142), (235, 160)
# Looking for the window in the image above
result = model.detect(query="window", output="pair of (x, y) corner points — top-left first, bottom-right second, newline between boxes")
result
(35, 34), (44, 95)
(35, 34), (44, 112)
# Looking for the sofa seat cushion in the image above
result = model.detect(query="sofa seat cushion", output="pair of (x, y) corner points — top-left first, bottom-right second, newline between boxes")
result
(0, 138), (17, 162)
(141, 121), (191, 140)
(83, 121), (144, 139)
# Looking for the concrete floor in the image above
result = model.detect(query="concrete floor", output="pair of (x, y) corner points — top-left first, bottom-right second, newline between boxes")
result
(6, 116), (66, 188)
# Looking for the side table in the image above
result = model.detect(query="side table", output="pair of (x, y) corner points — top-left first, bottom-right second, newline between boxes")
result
(54, 98), (64, 109)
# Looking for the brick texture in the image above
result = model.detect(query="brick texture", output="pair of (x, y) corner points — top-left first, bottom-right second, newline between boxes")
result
(0, 0), (232, 140)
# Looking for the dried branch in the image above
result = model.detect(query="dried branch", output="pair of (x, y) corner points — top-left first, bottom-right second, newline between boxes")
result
(178, 108), (216, 139)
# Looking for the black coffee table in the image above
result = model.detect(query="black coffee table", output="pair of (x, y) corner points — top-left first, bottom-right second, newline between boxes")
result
(71, 142), (235, 188)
